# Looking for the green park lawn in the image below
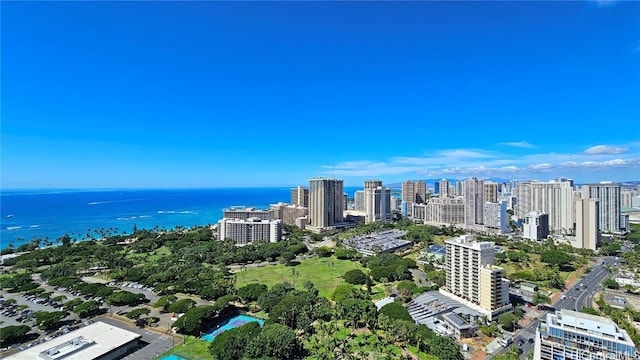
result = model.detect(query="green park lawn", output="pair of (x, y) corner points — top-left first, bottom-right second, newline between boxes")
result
(234, 256), (366, 299)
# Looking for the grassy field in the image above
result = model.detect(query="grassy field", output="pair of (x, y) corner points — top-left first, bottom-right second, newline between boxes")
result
(158, 336), (210, 360)
(234, 256), (366, 299)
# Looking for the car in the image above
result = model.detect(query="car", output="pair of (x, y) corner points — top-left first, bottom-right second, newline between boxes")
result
(528, 338), (534, 344)
(561, 295), (567, 300)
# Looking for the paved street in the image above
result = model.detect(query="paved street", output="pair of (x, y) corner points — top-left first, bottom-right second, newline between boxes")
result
(489, 255), (616, 360)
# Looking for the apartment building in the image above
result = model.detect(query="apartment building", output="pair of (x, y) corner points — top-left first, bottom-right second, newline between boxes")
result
(582, 182), (621, 233)
(441, 235), (511, 320)
(364, 180), (391, 224)
(514, 180), (574, 233)
(574, 198), (599, 251)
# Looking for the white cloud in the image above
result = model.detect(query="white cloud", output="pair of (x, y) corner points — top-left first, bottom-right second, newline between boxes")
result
(528, 163), (553, 170)
(584, 145), (629, 155)
(322, 143), (640, 180)
(501, 141), (536, 148)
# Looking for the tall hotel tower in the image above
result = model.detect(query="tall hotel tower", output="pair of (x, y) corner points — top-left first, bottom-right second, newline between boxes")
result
(464, 178), (485, 226)
(581, 182), (621, 233)
(364, 180), (391, 224)
(308, 178), (344, 228)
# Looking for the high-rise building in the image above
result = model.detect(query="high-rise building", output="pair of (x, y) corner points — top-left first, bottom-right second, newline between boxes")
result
(581, 182), (621, 233)
(308, 178), (344, 228)
(514, 180), (574, 233)
(270, 202), (308, 226)
(390, 196), (401, 212)
(218, 217), (282, 245)
(523, 211), (550, 241)
(534, 309), (637, 360)
(455, 181), (464, 196)
(290, 186), (309, 207)
(402, 180), (426, 216)
(434, 181), (440, 195)
(575, 198), (599, 251)
(364, 180), (391, 224)
(441, 235), (511, 320)
(621, 189), (635, 208)
(412, 197), (465, 225)
(464, 178), (485, 226)
(223, 207), (274, 220)
(439, 179), (451, 198)
(484, 181), (499, 203)
(354, 190), (365, 212)
(483, 201), (509, 234)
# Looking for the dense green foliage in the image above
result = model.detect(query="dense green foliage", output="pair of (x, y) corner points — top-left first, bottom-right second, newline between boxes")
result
(379, 302), (412, 321)
(210, 322), (262, 360)
(343, 269), (368, 285)
(0, 325), (31, 347)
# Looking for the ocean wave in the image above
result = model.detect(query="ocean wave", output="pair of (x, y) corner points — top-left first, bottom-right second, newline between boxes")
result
(30, 225), (40, 228)
(139, 215), (151, 218)
(157, 210), (198, 215)
(88, 198), (144, 205)
(116, 216), (139, 221)
(7, 226), (22, 231)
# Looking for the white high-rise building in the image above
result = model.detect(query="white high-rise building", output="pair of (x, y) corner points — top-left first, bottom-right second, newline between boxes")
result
(308, 178), (344, 229)
(218, 217), (282, 245)
(534, 309), (636, 360)
(574, 198), (599, 251)
(364, 180), (391, 224)
(523, 211), (549, 241)
(441, 235), (511, 320)
(439, 179), (451, 198)
(483, 201), (510, 234)
(514, 180), (574, 233)
(464, 178), (485, 226)
(412, 197), (465, 225)
(581, 182), (621, 233)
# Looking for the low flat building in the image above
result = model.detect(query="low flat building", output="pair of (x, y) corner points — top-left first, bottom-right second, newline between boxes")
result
(5, 321), (141, 360)
(440, 312), (478, 339)
(534, 309), (637, 360)
(342, 230), (411, 256)
(223, 207), (275, 220)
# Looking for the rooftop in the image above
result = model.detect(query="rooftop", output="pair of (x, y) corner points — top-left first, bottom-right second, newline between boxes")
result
(5, 321), (140, 360)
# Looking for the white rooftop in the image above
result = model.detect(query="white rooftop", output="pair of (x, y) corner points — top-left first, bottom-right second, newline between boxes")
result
(5, 321), (140, 360)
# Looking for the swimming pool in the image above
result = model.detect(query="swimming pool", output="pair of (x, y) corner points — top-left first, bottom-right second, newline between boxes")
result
(160, 355), (186, 360)
(201, 314), (265, 342)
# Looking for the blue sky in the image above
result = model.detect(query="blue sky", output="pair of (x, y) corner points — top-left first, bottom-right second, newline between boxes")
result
(2, 1), (639, 188)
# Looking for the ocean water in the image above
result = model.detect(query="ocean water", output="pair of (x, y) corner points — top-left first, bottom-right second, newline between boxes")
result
(0, 187), (360, 250)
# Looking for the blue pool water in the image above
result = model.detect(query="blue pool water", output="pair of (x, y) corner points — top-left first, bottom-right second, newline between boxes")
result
(201, 315), (265, 342)
(160, 355), (186, 360)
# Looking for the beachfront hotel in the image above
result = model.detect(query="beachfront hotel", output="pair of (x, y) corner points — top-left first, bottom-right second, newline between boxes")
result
(364, 180), (391, 224)
(534, 309), (637, 360)
(217, 217), (282, 245)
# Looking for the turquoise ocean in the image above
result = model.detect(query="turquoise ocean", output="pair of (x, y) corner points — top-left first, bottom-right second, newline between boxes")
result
(0, 187), (362, 250)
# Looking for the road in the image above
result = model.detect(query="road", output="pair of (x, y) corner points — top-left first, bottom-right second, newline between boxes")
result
(489, 255), (616, 360)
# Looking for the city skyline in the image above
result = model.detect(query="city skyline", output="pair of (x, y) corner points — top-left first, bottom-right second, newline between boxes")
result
(2, 1), (639, 189)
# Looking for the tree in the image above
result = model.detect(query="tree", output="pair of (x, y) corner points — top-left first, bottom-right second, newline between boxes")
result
(210, 322), (262, 360)
(167, 298), (196, 313)
(126, 307), (151, 321)
(498, 312), (519, 332)
(603, 278), (620, 289)
(344, 269), (368, 285)
(532, 293), (551, 307)
(540, 250), (573, 268)
(238, 284), (268, 303)
(33, 311), (68, 331)
(245, 323), (304, 359)
(379, 302), (412, 322)
(74, 300), (101, 318)
(0, 325), (31, 347)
